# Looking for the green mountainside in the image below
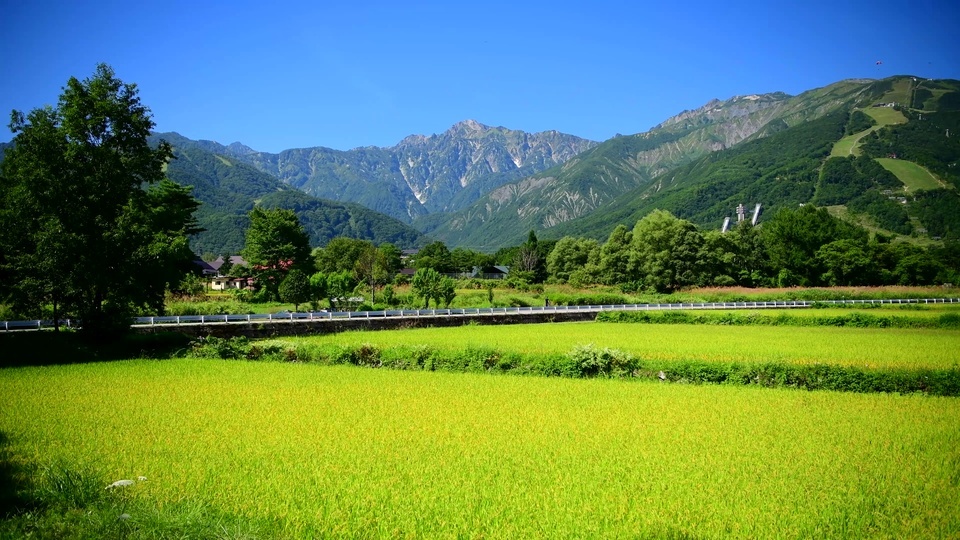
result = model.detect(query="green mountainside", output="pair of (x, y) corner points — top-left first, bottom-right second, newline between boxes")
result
(418, 77), (960, 248)
(552, 77), (960, 243)
(158, 121), (596, 223)
(8, 76), (956, 256)
(154, 141), (427, 255)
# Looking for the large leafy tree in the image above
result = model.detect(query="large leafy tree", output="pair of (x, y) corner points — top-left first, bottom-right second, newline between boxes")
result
(412, 268), (444, 309)
(628, 210), (706, 293)
(512, 230), (547, 283)
(242, 207), (311, 301)
(314, 237), (373, 274)
(414, 241), (453, 273)
(278, 268), (311, 311)
(546, 236), (599, 283)
(0, 64), (199, 336)
(597, 224), (633, 286)
(762, 205), (867, 286)
(354, 243), (391, 304)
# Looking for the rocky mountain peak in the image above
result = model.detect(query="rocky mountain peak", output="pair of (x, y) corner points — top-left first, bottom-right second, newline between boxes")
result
(452, 119), (489, 132)
(226, 141), (257, 155)
(655, 92), (790, 130)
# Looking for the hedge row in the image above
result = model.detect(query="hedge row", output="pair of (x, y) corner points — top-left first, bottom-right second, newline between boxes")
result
(187, 338), (960, 397)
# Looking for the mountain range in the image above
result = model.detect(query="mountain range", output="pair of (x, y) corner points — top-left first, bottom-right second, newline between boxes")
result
(151, 141), (428, 255)
(158, 121), (596, 224)
(6, 75), (959, 255)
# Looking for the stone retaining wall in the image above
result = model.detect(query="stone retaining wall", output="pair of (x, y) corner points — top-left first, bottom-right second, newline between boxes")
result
(132, 311), (598, 339)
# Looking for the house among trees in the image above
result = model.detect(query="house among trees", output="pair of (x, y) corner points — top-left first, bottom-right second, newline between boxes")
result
(209, 276), (255, 291)
(470, 265), (510, 280)
(193, 259), (217, 276)
(193, 255), (254, 290)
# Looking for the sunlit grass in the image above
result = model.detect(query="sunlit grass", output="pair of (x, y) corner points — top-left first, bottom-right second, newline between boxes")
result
(1, 360), (958, 538)
(877, 157), (944, 192)
(863, 106), (907, 126)
(276, 321), (960, 370)
(830, 107), (906, 157)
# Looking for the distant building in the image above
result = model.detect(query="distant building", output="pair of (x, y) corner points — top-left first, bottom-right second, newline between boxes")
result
(193, 259), (217, 276)
(209, 276), (255, 291)
(210, 255), (248, 275)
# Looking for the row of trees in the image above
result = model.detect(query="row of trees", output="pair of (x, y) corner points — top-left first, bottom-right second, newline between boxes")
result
(543, 206), (957, 292)
(238, 201), (958, 309)
(237, 209), (462, 309)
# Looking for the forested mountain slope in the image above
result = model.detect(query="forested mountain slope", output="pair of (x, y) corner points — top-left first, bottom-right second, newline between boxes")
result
(156, 142), (427, 255)
(555, 77), (960, 243)
(421, 77), (960, 248)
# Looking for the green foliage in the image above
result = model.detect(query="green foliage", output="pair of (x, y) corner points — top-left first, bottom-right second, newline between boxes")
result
(413, 240), (454, 273)
(172, 273), (208, 299)
(546, 236), (599, 283)
(847, 190), (913, 235)
(314, 237), (372, 274)
(596, 224), (633, 285)
(353, 243), (392, 304)
(566, 344), (633, 378)
(510, 231), (547, 283)
(816, 240), (875, 286)
(189, 336), (290, 361)
(0, 458), (262, 539)
(242, 206), (311, 301)
(815, 157), (872, 205)
(815, 155), (900, 206)
(278, 269), (311, 311)
(0, 64), (199, 337)
(911, 189), (960, 239)
(326, 270), (358, 310)
(861, 109), (960, 188)
(309, 272), (329, 310)
(629, 210), (706, 292)
(845, 109), (876, 135)
(412, 267), (452, 308)
(762, 205), (867, 286)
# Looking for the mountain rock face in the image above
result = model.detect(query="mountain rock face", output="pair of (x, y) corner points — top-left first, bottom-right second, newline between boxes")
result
(418, 79), (889, 248)
(151, 138), (427, 255)
(168, 122), (596, 223)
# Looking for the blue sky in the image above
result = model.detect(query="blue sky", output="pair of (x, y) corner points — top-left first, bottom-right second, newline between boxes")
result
(2, 0), (958, 153)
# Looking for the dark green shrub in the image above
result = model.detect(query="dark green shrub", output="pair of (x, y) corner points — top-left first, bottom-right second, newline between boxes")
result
(566, 344), (635, 378)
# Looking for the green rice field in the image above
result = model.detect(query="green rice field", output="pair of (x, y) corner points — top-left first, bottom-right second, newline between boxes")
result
(2, 359), (959, 538)
(275, 321), (960, 370)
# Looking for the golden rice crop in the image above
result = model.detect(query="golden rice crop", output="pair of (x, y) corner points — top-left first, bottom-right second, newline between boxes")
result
(1, 359), (958, 538)
(278, 321), (960, 370)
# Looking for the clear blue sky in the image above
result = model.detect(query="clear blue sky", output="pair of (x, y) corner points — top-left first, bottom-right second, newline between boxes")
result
(2, 0), (958, 153)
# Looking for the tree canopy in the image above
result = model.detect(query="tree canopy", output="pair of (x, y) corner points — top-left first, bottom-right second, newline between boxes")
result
(0, 64), (200, 336)
(242, 207), (311, 301)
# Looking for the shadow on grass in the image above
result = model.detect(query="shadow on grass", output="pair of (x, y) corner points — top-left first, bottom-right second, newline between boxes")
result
(0, 331), (192, 368)
(0, 431), (34, 518)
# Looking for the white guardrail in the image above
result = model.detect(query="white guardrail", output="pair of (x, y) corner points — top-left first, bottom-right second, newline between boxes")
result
(2, 297), (959, 331)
